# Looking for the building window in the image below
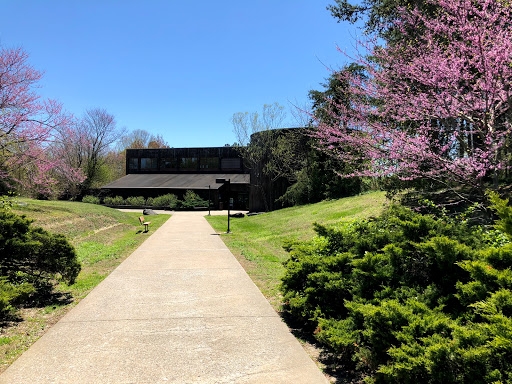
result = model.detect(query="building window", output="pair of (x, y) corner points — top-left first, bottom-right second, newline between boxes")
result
(221, 158), (241, 170)
(200, 157), (219, 170)
(180, 157), (198, 171)
(161, 157), (178, 170)
(128, 158), (139, 170)
(141, 158), (158, 170)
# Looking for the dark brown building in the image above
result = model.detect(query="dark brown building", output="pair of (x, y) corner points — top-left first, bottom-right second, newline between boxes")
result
(101, 147), (250, 210)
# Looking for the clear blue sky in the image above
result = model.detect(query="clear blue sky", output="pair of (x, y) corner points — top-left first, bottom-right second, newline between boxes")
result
(1, 0), (360, 147)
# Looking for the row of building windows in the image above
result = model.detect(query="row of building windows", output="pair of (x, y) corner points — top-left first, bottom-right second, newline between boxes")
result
(128, 157), (242, 171)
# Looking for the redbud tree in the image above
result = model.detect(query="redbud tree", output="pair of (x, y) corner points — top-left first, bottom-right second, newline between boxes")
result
(0, 47), (84, 194)
(314, 0), (512, 201)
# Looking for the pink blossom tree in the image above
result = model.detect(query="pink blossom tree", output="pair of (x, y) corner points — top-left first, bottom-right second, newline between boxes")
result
(314, 0), (512, 202)
(0, 47), (85, 194)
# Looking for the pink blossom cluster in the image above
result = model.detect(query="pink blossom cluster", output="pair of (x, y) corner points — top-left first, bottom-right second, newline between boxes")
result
(314, 0), (512, 190)
(0, 47), (85, 193)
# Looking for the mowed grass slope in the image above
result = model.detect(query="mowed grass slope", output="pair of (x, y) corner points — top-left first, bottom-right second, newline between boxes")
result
(206, 191), (387, 309)
(1, 200), (170, 372)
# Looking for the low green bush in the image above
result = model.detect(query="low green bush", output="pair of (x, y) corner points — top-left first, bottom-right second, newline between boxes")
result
(103, 196), (113, 205)
(151, 194), (178, 209)
(0, 192), (17, 210)
(103, 196), (125, 206)
(0, 210), (81, 317)
(103, 194), (181, 209)
(125, 196), (145, 206)
(0, 277), (36, 316)
(82, 195), (100, 204)
(281, 200), (512, 383)
(178, 190), (207, 209)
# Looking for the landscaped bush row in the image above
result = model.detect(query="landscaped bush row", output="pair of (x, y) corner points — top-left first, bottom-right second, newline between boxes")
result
(83, 191), (207, 209)
(281, 193), (512, 383)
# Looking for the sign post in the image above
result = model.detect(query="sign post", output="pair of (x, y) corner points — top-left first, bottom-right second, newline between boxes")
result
(208, 185), (211, 216)
(215, 178), (231, 233)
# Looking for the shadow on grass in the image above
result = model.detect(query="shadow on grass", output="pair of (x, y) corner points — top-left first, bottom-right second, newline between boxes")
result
(0, 311), (22, 328)
(25, 290), (74, 309)
(0, 290), (74, 327)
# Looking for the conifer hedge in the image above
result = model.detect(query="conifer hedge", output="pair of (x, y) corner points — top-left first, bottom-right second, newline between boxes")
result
(281, 195), (512, 383)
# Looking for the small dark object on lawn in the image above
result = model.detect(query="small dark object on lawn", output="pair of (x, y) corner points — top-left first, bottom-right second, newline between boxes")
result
(229, 212), (245, 218)
(247, 212), (265, 216)
(143, 209), (158, 215)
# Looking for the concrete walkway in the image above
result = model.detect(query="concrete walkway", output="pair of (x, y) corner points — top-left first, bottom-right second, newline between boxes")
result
(0, 212), (328, 384)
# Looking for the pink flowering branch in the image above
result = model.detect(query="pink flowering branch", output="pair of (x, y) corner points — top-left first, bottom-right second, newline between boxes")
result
(0, 47), (85, 194)
(314, 0), (512, 196)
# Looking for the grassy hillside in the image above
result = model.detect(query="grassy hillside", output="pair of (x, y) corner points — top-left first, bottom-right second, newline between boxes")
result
(1, 199), (170, 372)
(206, 191), (387, 309)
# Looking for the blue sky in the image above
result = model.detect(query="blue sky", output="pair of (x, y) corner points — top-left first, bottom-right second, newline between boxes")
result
(1, 1), (360, 147)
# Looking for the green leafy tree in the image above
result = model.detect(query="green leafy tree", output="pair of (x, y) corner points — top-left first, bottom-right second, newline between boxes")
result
(278, 143), (366, 206)
(327, 0), (436, 38)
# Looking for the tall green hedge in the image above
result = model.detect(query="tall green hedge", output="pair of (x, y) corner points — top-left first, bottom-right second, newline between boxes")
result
(281, 201), (512, 383)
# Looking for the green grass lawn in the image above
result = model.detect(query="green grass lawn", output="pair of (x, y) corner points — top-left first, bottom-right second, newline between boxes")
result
(1, 200), (170, 372)
(206, 191), (387, 309)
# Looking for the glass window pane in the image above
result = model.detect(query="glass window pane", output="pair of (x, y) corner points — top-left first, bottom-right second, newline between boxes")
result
(128, 158), (138, 170)
(200, 157), (219, 170)
(141, 158), (158, 169)
(161, 158), (178, 170)
(180, 157), (198, 171)
(221, 158), (241, 170)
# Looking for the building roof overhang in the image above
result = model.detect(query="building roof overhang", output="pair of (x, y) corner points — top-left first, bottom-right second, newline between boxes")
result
(101, 173), (250, 190)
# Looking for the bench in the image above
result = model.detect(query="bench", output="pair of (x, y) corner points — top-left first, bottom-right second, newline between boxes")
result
(139, 216), (151, 232)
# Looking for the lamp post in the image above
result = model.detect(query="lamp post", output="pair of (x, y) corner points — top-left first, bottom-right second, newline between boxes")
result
(215, 178), (231, 233)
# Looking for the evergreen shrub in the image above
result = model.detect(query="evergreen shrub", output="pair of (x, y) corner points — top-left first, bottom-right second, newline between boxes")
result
(103, 196), (125, 206)
(178, 190), (208, 209)
(281, 202), (512, 383)
(0, 277), (35, 315)
(125, 196), (145, 206)
(0, 210), (81, 316)
(82, 195), (100, 204)
(0, 192), (17, 210)
(151, 194), (178, 209)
